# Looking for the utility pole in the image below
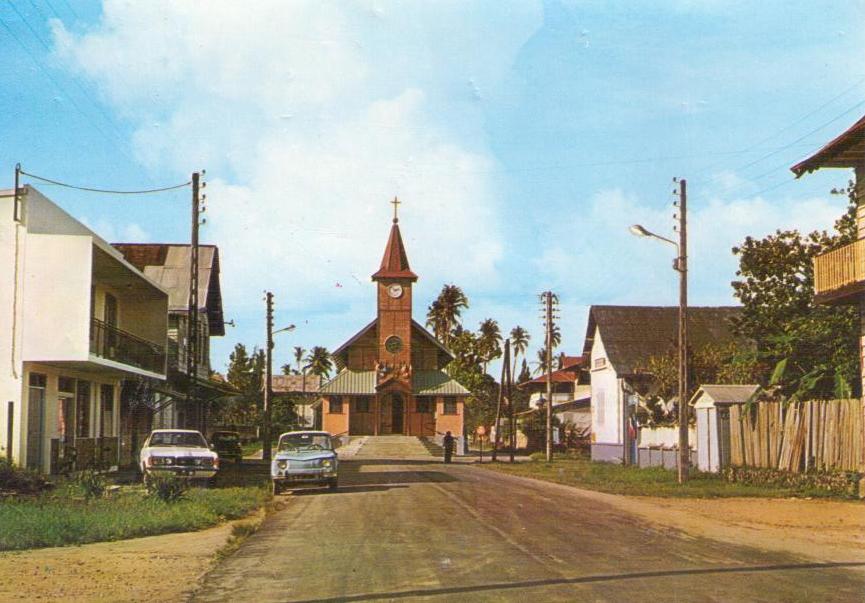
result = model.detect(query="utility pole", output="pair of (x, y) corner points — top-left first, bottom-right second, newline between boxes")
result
(506, 341), (515, 464)
(263, 291), (274, 462)
(676, 178), (689, 483)
(542, 291), (556, 463)
(492, 339), (510, 462)
(187, 171), (202, 431)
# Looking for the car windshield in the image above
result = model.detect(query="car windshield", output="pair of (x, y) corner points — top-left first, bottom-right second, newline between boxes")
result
(149, 432), (207, 448)
(278, 434), (333, 452)
(213, 433), (239, 442)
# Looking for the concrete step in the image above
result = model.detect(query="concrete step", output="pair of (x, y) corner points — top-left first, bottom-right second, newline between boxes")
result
(352, 435), (436, 459)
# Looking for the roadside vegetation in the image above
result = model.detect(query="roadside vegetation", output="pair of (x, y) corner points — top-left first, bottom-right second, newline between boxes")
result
(479, 453), (856, 499)
(0, 468), (271, 551)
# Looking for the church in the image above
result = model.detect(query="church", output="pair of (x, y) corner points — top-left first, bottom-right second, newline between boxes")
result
(319, 203), (468, 446)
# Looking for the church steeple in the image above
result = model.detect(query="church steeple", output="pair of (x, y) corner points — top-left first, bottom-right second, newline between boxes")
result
(371, 197), (418, 282)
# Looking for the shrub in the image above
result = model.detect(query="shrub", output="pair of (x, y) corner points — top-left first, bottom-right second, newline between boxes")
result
(74, 469), (107, 500)
(0, 459), (52, 495)
(145, 473), (188, 503)
(723, 466), (860, 496)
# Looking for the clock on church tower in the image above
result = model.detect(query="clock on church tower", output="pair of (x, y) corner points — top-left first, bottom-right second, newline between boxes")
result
(372, 198), (417, 370)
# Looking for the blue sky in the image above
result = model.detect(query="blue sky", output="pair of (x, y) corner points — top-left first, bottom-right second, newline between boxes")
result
(2, 0), (864, 375)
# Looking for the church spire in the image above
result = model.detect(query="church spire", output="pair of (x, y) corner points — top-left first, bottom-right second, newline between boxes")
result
(372, 197), (418, 282)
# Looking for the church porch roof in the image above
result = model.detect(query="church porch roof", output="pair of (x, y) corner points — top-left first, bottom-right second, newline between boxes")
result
(319, 369), (469, 396)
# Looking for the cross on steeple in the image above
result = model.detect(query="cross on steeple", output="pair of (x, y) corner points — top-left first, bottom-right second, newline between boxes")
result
(391, 196), (401, 223)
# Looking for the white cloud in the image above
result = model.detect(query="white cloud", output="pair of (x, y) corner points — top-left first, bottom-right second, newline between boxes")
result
(536, 184), (845, 309)
(52, 0), (542, 366)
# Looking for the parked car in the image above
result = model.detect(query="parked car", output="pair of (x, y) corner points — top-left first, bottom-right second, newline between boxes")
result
(210, 430), (243, 463)
(139, 429), (220, 485)
(271, 430), (338, 495)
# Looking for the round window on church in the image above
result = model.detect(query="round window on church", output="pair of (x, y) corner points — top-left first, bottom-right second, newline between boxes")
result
(385, 336), (403, 354)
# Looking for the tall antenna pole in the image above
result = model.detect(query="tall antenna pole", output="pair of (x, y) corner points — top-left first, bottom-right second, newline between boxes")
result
(187, 172), (201, 430)
(677, 178), (689, 483)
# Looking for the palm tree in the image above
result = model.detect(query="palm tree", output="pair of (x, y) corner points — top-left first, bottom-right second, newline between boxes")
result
(426, 284), (468, 346)
(509, 326), (530, 381)
(293, 346), (306, 374)
(304, 346), (333, 379)
(477, 318), (502, 374)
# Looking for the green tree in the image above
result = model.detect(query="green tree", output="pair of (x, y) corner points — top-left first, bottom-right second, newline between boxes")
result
(305, 346), (333, 379)
(731, 184), (859, 399)
(477, 318), (502, 374)
(426, 284), (469, 346)
(281, 346), (307, 375)
(218, 343), (265, 426)
(509, 326), (530, 381)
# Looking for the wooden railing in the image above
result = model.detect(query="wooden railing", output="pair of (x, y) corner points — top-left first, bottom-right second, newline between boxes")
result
(813, 239), (865, 301)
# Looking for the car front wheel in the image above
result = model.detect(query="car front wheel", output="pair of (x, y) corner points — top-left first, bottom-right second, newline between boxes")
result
(272, 481), (281, 496)
(327, 479), (338, 491)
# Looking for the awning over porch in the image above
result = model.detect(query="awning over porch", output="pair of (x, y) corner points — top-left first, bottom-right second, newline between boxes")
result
(319, 369), (469, 396)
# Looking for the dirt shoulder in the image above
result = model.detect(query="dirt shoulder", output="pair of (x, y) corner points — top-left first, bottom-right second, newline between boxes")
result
(485, 468), (865, 565)
(0, 518), (244, 602)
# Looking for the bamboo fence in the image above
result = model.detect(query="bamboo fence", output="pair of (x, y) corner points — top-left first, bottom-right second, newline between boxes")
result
(728, 399), (863, 473)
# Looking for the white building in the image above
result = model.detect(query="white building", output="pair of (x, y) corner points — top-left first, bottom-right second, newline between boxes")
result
(582, 305), (742, 464)
(0, 186), (168, 473)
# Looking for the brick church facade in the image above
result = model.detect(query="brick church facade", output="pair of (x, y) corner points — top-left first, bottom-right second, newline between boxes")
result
(319, 209), (468, 443)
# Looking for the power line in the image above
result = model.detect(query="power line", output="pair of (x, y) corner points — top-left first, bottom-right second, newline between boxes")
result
(6, 1), (132, 151)
(0, 15), (138, 167)
(19, 168), (191, 195)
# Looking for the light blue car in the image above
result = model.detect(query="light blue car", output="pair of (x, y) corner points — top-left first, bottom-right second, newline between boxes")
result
(271, 431), (339, 495)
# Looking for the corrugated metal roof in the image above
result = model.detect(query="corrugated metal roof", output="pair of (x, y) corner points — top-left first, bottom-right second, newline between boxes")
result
(113, 244), (225, 335)
(320, 370), (376, 394)
(691, 384), (760, 405)
(413, 370), (470, 395)
(581, 305), (745, 375)
(319, 369), (468, 396)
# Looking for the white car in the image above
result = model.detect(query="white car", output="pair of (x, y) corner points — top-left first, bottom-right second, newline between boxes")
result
(139, 429), (220, 484)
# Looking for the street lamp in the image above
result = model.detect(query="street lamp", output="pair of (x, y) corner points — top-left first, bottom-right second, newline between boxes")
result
(629, 179), (689, 483)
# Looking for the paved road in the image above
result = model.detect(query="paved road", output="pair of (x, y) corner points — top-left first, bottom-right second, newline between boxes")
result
(194, 458), (865, 602)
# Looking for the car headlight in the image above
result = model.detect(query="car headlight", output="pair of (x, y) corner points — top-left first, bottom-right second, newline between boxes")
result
(321, 458), (332, 468)
(277, 460), (287, 470)
(151, 456), (173, 466)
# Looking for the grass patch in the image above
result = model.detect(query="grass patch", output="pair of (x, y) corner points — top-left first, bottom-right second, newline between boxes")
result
(0, 483), (270, 551)
(479, 455), (853, 499)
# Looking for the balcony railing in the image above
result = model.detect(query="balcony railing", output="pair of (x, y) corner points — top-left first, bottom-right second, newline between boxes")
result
(90, 318), (166, 375)
(813, 239), (865, 303)
(166, 339), (210, 379)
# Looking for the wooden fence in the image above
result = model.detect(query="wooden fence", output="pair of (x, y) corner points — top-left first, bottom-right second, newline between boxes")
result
(728, 399), (862, 473)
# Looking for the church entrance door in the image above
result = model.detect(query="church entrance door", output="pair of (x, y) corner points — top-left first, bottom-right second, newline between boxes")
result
(391, 394), (404, 434)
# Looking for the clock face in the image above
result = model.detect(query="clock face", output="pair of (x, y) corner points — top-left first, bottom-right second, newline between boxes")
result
(388, 283), (403, 298)
(385, 336), (403, 354)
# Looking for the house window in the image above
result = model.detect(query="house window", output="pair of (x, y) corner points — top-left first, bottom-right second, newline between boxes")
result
(593, 357), (606, 369)
(330, 399), (343, 414)
(417, 398), (432, 413)
(442, 397), (458, 415)
(100, 384), (115, 437)
(58, 377), (76, 394)
(76, 381), (91, 438)
(355, 397), (370, 413)
(596, 389), (605, 426)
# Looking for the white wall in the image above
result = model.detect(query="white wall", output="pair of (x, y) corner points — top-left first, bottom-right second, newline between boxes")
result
(22, 363), (120, 473)
(0, 193), (25, 464)
(590, 328), (621, 445)
(22, 233), (92, 362)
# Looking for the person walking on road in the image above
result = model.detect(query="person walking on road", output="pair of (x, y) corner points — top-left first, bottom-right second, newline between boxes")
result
(443, 431), (455, 463)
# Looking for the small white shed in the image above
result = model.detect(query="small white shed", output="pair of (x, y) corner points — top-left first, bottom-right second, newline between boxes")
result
(690, 384), (760, 473)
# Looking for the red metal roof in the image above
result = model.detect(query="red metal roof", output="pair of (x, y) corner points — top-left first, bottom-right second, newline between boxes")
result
(791, 113), (865, 176)
(371, 220), (417, 281)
